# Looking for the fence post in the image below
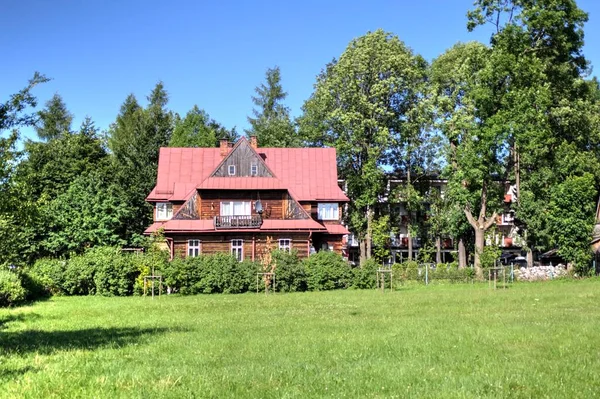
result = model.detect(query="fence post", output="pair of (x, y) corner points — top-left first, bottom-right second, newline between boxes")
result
(425, 264), (429, 286)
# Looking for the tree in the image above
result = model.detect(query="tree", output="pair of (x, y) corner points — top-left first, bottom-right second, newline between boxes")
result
(108, 83), (174, 242)
(170, 105), (233, 147)
(0, 72), (48, 264)
(246, 66), (299, 147)
(467, 0), (600, 270)
(300, 30), (428, 263)
(35, 93), (73, 140)
(431, 41), (505, 276)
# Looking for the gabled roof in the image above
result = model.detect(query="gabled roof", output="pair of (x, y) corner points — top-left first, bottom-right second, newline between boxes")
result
(147, 140), (348, 202)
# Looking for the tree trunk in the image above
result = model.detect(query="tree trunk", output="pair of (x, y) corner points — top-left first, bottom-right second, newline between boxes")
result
(407, 222), (413, 261)
(474, 227), (485, 280)
(436, 236), (442, 264)
(458, 238), (467, 268)
(366, 206), (372, 260)
(359, 239), (367, 265)
(464, 182), (498, 279)
(527, 249), (533, 268)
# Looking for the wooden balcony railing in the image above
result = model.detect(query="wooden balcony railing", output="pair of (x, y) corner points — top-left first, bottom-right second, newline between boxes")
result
(214, 215), (262, 229)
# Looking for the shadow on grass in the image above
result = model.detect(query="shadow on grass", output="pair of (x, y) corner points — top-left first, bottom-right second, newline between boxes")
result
(0, 313), (41, 331)
(0, 326), (181, 356)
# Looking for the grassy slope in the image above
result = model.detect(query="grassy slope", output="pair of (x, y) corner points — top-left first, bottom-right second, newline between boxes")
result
(1, 280), (599, 398)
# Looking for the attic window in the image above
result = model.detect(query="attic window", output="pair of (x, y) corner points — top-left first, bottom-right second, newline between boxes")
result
(250, 163), (258, 176)
(228, 165), (236, 176)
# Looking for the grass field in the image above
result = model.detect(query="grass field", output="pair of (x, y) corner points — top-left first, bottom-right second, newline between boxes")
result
(1, 280), (599, 398)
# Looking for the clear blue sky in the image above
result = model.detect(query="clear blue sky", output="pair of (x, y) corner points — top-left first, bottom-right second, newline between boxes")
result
(2, 0), (600, 140)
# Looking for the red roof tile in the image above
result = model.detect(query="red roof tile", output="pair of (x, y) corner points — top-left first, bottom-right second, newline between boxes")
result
(146, 144), (348, 202)
(324, 224), (350, 235)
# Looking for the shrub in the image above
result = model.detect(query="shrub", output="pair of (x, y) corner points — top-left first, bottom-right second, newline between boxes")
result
(163, 254), (258, 295)
(26, 258), (67, 296)
(0, 269), (26, 307)
(132, 247), (169, 295)
(93, 249), (138, 297)
(271, 250), (306, 292)
(197, 254), (256, 294)
(352, 258), (379, 289)
(303, 251), (352, 291)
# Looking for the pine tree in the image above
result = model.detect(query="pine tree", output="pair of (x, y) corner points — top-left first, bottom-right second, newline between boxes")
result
(246, 66), (298, 147)
(35, 93), (73, 140)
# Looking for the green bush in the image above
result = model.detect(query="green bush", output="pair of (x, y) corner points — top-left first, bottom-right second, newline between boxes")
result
(27, 258), (67, 296)
(163, 254), (258, 295)
(303, 251), (352, 291)
(0, 269), (27, 307)
(132, 248), (169, 295)
(271, 250), (306, 292)
(92, 248), (138, 296)
(352, 258), (379, 289)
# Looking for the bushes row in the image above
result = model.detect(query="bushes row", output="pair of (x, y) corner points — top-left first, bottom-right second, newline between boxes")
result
(2, 246), (480, 307)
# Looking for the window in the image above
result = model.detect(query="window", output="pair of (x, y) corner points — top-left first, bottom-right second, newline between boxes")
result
(187, 240), (200, 257)
(231, 239), (243, 261)
(279, 239), (291, 253)
(317, 203), (339, 220)
(156, 202), (173, 220)
(221, 201), (251, 216)
(228, 165), (236, 176)
(250, 163), (258, 176)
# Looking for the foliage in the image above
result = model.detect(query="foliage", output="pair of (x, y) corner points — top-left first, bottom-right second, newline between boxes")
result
(246, 66), (298, 147)
(303, 251), (352, 291)
(479, 244), (501, 270)
(0, 71), (49, 131)
(351, 258), (378, 289)
(163, 254), (258, 294)
(170, 105), (234, 147)
(299, 30), (428, 260)
(0, 269), (26, 307)
(34, 93), (73, 140)
(27, 258), (67, 296)
(271, 250), (306, 292)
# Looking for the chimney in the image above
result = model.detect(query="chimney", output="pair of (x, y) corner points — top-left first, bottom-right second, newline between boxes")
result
(250, 135), (258, 149)
(220, 139), (229, 158)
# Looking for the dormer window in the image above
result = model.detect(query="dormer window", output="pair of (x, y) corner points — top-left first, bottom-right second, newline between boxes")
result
(250, 163), (258, 176)
(228, 165), (236, 176)
(156, 202), (173, 220)
(318, 203), (339, 220)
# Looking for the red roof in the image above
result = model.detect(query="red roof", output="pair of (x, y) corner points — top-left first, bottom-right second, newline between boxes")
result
(147, 144), (348, 202)
(324, 224), (350, 235)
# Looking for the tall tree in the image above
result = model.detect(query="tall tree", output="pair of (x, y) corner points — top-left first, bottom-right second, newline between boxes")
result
(108, 83), (174, 242)
(0, 72), (48, 264)
(300, 30), (428, 262)
(467, 0), (600, 271)
(431, 41), (505, 276)
(35, 93), (73, 140)
(246, 66), (298, 147)
(170, 105), (233, 147)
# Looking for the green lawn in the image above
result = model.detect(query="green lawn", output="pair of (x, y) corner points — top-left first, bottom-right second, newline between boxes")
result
(1, 280), (599, 398)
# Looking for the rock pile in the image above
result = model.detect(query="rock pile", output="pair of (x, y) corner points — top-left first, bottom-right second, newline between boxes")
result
(515, 265), (567, 281)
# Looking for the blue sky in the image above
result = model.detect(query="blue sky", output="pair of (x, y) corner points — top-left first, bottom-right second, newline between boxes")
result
(2, 0), (600, 140)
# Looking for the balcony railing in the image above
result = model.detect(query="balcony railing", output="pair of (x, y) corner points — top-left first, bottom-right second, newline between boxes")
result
(214, 215), (262, 229)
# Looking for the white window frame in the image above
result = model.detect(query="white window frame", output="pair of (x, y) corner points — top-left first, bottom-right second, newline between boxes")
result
(228, 165), (236, 176)
(317, 203), (339, 220)
(250, 163), (258, 176)
(187, 240), (201, 257)
(231, 239), (244, 261)
(156, 202), (173, 220)
(220, 201), (251, 216)
(279, 238), (292, 253)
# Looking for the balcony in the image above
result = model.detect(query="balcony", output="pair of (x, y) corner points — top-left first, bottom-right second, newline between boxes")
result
(214, 215), (262, 229)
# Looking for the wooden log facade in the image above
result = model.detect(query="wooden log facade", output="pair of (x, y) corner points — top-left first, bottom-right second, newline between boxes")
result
(145, 137), (350, 261)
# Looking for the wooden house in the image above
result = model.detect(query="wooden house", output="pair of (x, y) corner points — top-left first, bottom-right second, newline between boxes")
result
(144, 137), (349, 260)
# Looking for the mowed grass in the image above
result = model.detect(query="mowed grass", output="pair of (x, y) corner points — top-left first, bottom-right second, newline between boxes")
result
(1, 280), (600, 398)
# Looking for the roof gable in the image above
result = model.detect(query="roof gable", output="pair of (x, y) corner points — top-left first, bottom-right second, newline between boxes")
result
(211, 137), (274, 178)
